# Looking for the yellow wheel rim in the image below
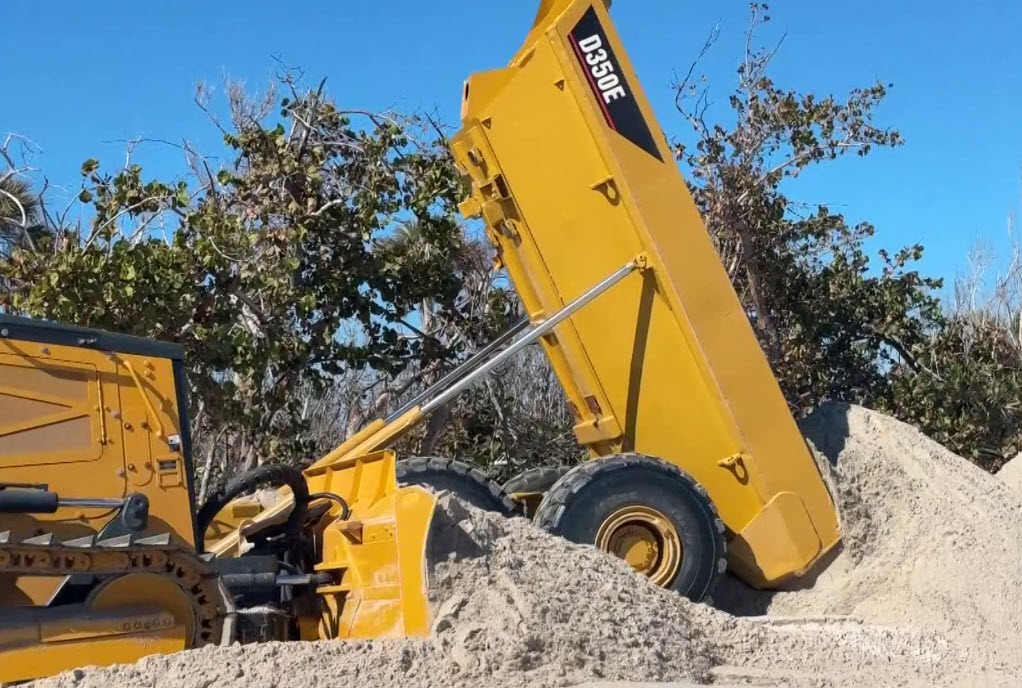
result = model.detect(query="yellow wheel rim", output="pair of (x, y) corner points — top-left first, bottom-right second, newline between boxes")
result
(595, 505), (682, 587)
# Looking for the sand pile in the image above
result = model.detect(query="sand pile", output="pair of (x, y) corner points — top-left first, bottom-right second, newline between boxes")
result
(721, 403), (1022, 674)
(32, 494), (962, 688)
(32, 497), (722, 688)
(998, 452), (1022, 496)
(30, 404), (1022, 687)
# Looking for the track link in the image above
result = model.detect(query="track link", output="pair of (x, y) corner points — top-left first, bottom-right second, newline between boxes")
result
(0, 530), (227, 646)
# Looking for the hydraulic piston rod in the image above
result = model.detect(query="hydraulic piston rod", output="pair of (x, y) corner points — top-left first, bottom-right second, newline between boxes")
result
(420, 257), (642, 415)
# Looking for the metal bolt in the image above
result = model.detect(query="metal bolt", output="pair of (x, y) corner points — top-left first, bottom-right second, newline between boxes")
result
(124, 423), (133, 431)
(127, 463), (136, 471)
(41, 347), (50, 355)
(112, 410), (121, 419)
(0, 328), (7, 337)
(116, 469), (126, 478)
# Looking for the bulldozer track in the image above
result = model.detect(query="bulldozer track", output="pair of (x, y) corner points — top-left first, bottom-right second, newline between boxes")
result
(0, 530), (227, 646)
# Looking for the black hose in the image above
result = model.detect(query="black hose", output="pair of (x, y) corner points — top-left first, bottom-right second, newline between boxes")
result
(195, 464), (310, 553)
(307, 492), (351, 520)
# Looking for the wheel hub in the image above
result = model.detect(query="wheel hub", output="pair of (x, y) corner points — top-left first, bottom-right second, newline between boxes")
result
(595, 505), (682, 587)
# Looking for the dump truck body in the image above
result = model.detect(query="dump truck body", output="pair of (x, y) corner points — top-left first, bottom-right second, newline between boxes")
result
(451, 0), (840, 585)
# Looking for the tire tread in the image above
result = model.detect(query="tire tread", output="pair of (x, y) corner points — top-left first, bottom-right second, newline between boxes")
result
(534, 453), (727, 601)
(397, 456), (515, 515)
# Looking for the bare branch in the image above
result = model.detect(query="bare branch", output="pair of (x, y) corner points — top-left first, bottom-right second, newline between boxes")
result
(673, 20), (721, 97)
(194, 82), (228, 135)
(0, 187), (27, 227)
(83, 195), (173, 250)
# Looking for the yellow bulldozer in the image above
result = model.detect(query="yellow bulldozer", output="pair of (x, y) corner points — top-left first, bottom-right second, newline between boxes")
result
(0, 0), (841, 682)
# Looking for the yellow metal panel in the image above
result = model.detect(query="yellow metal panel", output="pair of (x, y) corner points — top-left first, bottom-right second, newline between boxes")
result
(452, 0), (840, 585)
(0, 353), (105, 466)
(0, 632), (185, 684)
(312, 451), (435, 641)
(728, 492), (832, 586)
(208, 446), (436, 642)
(0, 339), (130, 581)
(0, 336), (198, 563)
(0, 601), (186, 684)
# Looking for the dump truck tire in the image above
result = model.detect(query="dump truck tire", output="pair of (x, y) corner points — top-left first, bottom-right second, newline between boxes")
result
(397, 457), (515, 516)
(503, 465), (573, 517)
(196, 464), (310, 552)
(502, 465), (572, 495)
(534, 454), (727, 602)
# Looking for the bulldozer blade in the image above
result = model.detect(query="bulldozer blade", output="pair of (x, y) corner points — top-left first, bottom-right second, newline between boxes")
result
(305, 449), (438, 640)
(208, 448), (438, 641)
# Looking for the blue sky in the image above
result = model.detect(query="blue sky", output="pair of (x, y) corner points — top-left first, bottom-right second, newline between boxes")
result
(3, 1), (1021, 288)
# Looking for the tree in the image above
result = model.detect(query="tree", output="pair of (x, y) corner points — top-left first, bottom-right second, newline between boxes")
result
(673, 3), (943, 416)
(1, 73), (470, 491)
(0, 178), (40, 244)
(888, 234), (1022, 470)
(416, 344), (585, 483)
(355, 221), (583, 482)
(0, 134), (50, 263)
(5, 15), (1019, 485)
(671, 5), (1022, 469)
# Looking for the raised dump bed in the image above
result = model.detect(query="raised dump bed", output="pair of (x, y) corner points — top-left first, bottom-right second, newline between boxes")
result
(451, 0), (840, 588)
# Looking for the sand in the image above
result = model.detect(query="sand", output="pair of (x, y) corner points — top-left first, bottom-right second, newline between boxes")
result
(722, 406), (1022, 652)
(998, 452), (1022, 496)
(28, 404), (1022, 688)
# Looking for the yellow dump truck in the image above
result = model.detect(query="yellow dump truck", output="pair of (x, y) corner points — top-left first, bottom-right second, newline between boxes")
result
(0, 0), (839, 682)
(452, 0), (840, 594)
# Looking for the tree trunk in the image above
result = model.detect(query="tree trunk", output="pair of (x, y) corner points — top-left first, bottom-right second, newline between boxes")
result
(733, 220), (781, 362)
(419, 403), (451, 455)
(484, 378), (515, 466)
(198, 425), (229, 502)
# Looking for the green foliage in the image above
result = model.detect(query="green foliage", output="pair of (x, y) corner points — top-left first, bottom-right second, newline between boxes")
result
(673, 4), (1021, 468)
(674, 5), (942, 415)
(0, 176), (48, 259)
(4, 9), (1021, 485)
(1, 78), (468, 470)
(753, 215), (945, 414)
(887, 316), (1022, 470)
